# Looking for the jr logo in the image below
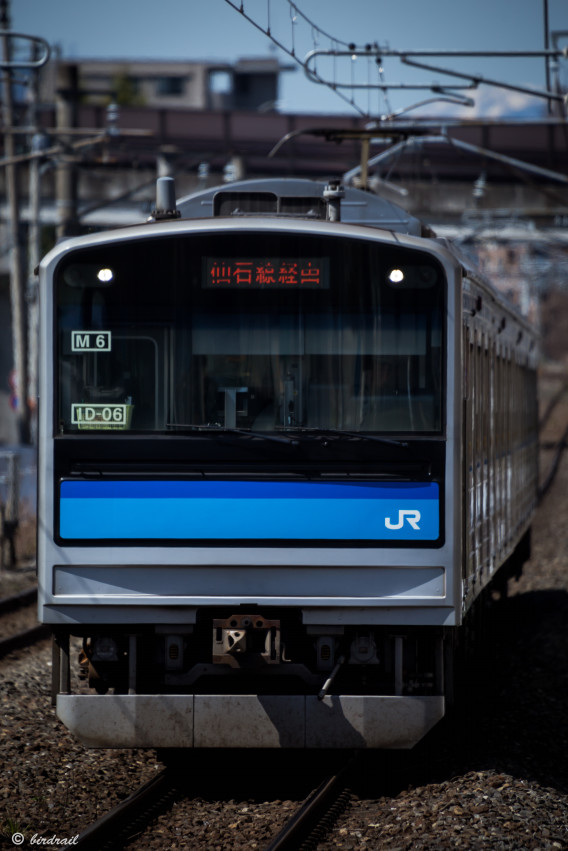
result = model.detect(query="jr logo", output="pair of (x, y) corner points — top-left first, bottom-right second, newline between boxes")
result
(385, 510), (421, 530)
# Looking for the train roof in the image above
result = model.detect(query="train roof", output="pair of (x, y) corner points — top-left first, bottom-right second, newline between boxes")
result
(176, 178), (424, 237)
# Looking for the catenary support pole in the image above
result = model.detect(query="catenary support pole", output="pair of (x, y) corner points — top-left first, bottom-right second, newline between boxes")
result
(1, 0), (30, 443)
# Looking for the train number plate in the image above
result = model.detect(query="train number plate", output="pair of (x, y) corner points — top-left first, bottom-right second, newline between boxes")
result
(71, 403), (131, 430)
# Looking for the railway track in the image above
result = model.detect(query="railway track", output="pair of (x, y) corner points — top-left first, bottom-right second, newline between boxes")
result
(538, 369), (568, 501)
(0, 586), (37, 615)
(0, 622), (50, 659)
(74, 767), (181, 850)
(539, 420), (568, 502)
(71, 752), (359, 851)
(265, 756), (356, 851)
(0, 586), (50, 659)
(538, 373), (568, 432)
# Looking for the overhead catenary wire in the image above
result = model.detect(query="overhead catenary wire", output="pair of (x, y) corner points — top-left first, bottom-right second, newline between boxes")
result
(224, 1), (568, 119)
(223, 0), (370, 117)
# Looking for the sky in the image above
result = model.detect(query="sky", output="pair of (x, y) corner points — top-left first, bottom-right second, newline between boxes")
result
(12, 0), (568, 118)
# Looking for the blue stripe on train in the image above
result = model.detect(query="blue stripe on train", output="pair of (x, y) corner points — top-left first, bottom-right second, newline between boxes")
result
(59, 480), (440, 541)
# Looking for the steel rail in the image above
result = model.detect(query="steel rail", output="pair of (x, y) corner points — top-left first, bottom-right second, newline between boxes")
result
(0, 587), (45, 659)
(539, 378), (568, 432)
(0, 586), (37, 615)
(265, 756), (356, 851)
(0, 623), (50, 659)
(537, 372), (568, 502)
(539, 422), (568, 503)
(75, 768), (179, 850)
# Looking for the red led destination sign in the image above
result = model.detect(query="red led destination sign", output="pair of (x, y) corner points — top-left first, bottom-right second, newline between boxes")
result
(204, 257), (329, 289)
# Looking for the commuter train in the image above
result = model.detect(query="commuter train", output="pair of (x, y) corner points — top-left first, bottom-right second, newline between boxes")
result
(37, 175), (538, 749)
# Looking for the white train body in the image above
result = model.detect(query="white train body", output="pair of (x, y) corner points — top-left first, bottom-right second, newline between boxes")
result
(37, 179), (538, 748)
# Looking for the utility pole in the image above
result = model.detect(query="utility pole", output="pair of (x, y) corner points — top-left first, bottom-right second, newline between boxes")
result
(55, 62), (79, 239)
(543, 0), (552, 115)
(1, 0), (29, 443)
(27, 45), (43, 444)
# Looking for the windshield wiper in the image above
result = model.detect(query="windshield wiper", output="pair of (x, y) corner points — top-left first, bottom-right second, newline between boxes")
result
(166, 423), (411, 449)
(222, 428), (299, 446)
(166, 424), (299, 446)
(285, 428), (410, 449)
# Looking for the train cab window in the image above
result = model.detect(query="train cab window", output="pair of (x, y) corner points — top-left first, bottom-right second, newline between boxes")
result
(54, 231), (444, 435)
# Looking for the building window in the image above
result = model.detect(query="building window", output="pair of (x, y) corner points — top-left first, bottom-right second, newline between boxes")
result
(156, 76), (185, 96)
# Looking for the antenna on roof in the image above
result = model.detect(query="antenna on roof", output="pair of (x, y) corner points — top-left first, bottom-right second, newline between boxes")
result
(149, 177), (181, 221)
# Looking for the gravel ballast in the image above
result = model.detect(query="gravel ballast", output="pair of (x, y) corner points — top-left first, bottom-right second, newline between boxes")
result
(1, 372), (567, 850)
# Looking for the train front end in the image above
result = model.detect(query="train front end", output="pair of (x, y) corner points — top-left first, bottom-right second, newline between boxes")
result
(38, 206), (461, 748)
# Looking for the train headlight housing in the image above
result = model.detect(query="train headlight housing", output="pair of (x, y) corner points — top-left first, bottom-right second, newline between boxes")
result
(97, 267), (114, 283)
(388, 268), (405, 284)
(386, 265), (439, 288)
